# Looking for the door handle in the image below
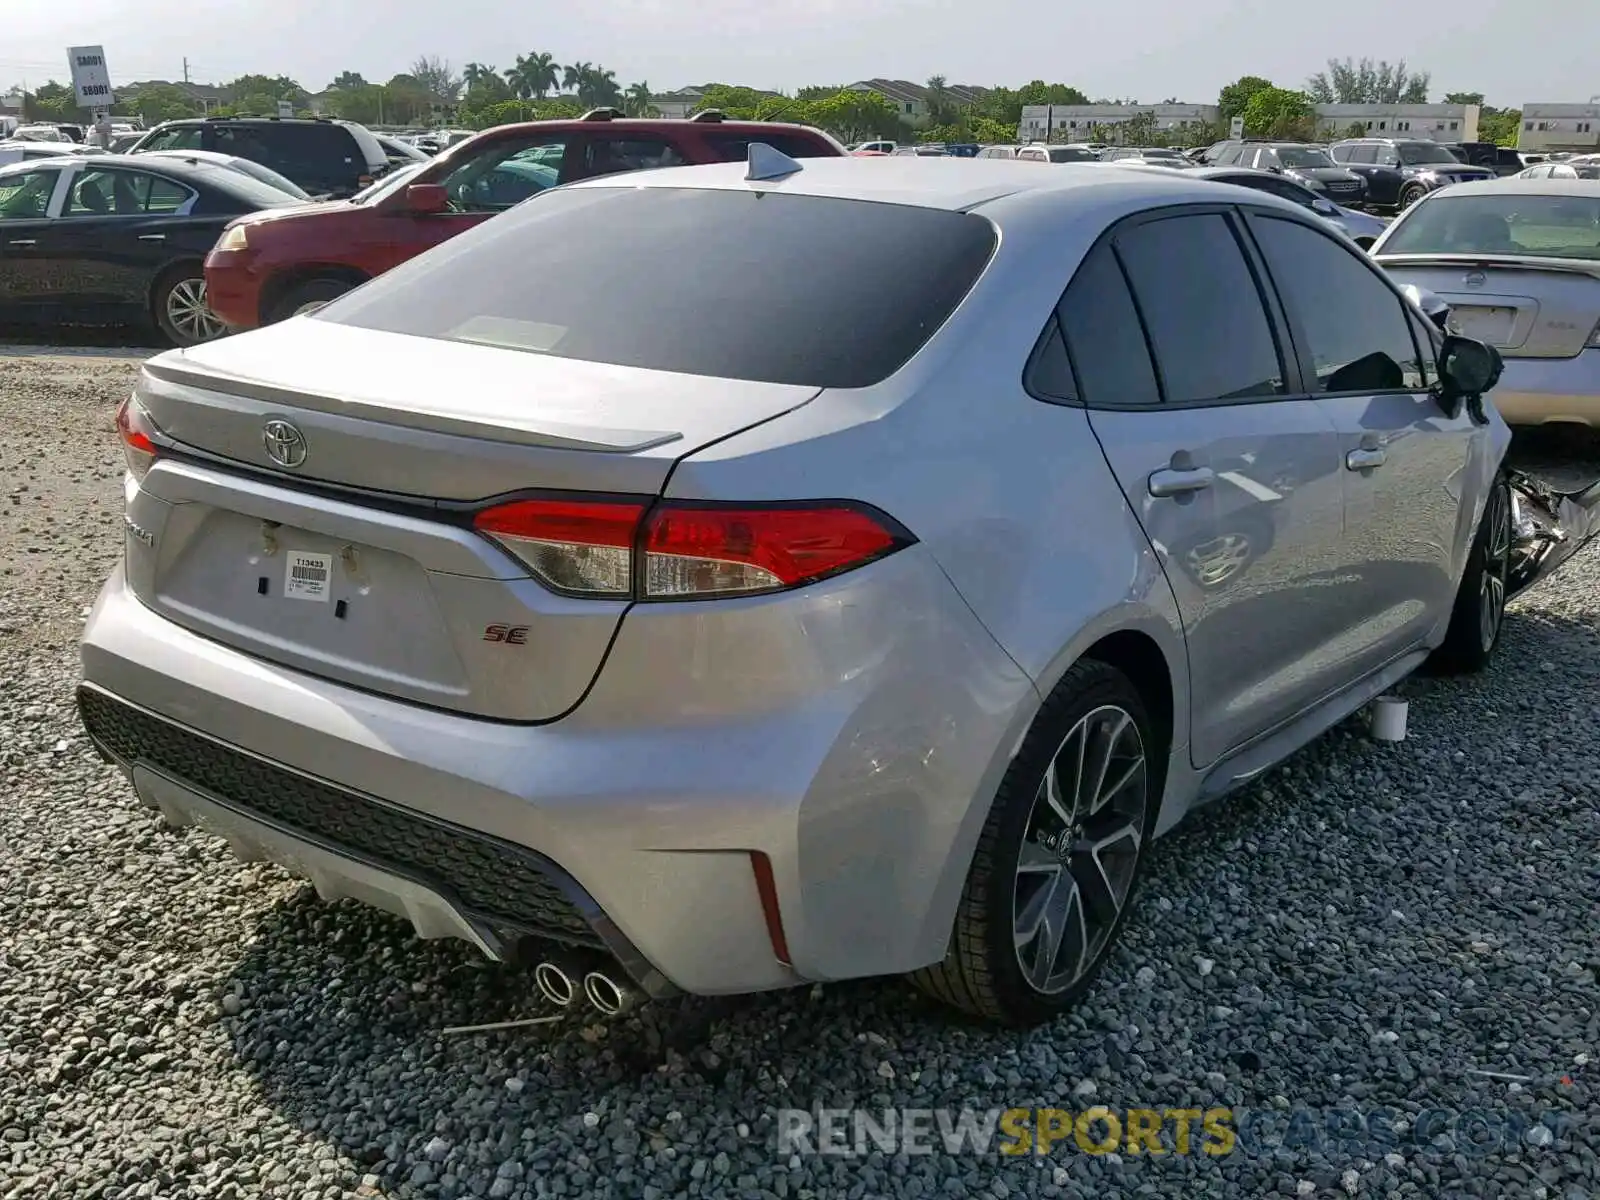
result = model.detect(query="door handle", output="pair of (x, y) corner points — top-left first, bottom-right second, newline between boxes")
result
(138, 234), (166, 242)
(1346, 448), (1388, 471)
(1148, 466), (1215, 497)
(7, 239), (36, 247)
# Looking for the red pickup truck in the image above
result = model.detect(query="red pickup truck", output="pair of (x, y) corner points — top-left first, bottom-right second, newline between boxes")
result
(204, 110), (845, 330)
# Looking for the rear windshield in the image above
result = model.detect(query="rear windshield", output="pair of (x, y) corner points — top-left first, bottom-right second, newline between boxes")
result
(1381, 193), (1600, 260)
(194, 164), (306, 208)
(320, 185), (998, 388)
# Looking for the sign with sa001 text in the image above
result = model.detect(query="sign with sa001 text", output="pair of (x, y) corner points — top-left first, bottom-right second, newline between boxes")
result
(68, 46), (115, 109)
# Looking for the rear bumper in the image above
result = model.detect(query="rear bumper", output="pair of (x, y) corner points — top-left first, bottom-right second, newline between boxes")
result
(1491, 350), (1600, 427)
(79, 554), (1036, 995)
(202, 249), (266, 329)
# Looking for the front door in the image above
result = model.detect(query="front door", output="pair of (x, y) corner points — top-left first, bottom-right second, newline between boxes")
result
(1064, 209), (1350, 768)
(1243, 209), (1487, 676)
(0, 167), (65, 313)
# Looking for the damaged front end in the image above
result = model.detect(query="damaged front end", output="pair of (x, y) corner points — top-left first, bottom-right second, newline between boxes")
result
(1505, 467), (1600, 600)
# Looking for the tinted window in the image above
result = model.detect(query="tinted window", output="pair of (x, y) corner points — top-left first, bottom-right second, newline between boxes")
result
(215, 124), (360, 190)
(1397, 142), (1457, 166)
(1277, 147), (1334, 168)
(1056, 246), (1160, 406)
(64, 168), (195, 216)
(1212, 144), (1242, 165)
(321, 186), (997, 389)
(437, 136), (570, 212)
(580, 136), (689, 178)
(703, 132), (837, 161)
(1114, 214), (1285, 403)
(0, 169), (59, 219)
(1252, 215), (1426, 391)
(1025, 319), (1077, 401)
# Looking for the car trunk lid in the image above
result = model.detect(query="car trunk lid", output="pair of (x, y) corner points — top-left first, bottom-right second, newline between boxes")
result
(126, 320), (820, 720)
(1375, 255), (1600, 358)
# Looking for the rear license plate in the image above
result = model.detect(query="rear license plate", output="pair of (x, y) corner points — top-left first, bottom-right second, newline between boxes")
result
(1448, 305), (1515, 345)
(284, 551), (333, 602)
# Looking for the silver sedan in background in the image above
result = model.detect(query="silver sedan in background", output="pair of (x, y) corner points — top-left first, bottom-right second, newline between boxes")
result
(1373, 178), (1600, 427)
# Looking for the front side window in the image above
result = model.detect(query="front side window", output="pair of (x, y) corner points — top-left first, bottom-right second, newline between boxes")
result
(1276, 147), (1334, 168)
(1252, 215), (1426, 392)
(0, 169), (59, 219)
(436, 136), (571, 213)
(1114, 213), (1286, 403)
(320, 186), (998, 389)
(1380, 194), (1600, 261)
(141, 126), (202, 152)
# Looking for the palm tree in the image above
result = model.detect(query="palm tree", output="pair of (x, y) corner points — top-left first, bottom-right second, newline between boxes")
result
(624, 81), (656, 117)
(588, 67), (622, 108)
(504, 52), (559, 101)
(563, 61), (594, 101)
(462, 62), (496, 89)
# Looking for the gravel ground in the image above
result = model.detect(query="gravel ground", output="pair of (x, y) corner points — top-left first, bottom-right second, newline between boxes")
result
(1, 346), (1596, 1200)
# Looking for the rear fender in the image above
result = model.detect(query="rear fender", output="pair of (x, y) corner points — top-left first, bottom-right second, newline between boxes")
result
(1505, 469), (1600, 599)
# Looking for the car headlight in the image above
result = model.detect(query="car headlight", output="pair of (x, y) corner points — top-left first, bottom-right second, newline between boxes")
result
(214, 224), (249, 252)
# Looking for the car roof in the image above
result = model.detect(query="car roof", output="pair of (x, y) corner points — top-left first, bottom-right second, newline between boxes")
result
(478, 115), (836, 137)
(565, 155), (1297, 216)
(1425, 177), (1600, 197)
(0, 152), (225, 180)
(151, 116), (354, 127)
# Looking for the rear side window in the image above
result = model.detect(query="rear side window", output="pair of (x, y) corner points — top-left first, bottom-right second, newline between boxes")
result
(703, 132), (838, 161)
(216, 124), (360, 188)
(1250, 215), (1427, 391)
(1114, 214), (1286, 403)
(1054, 246), (1161, 406)
(321, 186), (997, 389)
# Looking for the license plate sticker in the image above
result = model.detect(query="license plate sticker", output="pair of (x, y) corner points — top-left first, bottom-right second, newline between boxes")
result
(1449, 306), (1514, 345)
(284, 551), (333, 602)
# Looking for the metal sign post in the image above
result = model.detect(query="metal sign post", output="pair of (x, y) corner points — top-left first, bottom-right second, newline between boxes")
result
(68, 45), (116, 148)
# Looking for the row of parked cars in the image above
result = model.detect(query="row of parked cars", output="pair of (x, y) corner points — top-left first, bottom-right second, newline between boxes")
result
(74, 132), (1600, 1027)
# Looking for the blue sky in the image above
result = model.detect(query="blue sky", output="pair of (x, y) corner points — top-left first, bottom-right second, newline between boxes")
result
(5, 0), (1591, 107)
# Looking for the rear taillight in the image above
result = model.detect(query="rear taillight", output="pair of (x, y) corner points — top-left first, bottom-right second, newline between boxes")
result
(115, 395), (158, 482)
(471, 496), (912, 601)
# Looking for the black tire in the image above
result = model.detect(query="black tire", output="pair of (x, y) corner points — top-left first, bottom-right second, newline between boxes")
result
(152, 264), (228, 347)
(910, 659), (1164, 1026)
(268, 277), (356, 325)
(1399, 183), (1428, 210)
(1427, 474), (1512, 675)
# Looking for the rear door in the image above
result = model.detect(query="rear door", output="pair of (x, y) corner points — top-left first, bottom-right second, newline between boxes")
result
(1246, 209), (1485, 676)
(40, 166), (202, 309)
(1069, 207), (1350, 767)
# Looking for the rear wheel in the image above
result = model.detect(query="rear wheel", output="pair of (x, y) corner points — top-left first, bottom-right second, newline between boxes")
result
(269, 277), (357, 324)
(152, 266), (228, 347)
(1428, 474), (1512, 674)
(910, 659), (1161, 1026)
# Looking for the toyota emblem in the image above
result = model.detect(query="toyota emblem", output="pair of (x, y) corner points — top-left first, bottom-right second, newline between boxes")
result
(262, 419), (308, 469)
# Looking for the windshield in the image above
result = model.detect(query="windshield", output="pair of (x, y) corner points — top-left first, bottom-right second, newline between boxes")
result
(1139, 148), (1182, 158)
(353, 161), (428, 204)
(321, 186), (998, 389)
(1380, 193), (1600, 260)
(1277, 147), (1334, 168)
(1398, 143), (1460, 166)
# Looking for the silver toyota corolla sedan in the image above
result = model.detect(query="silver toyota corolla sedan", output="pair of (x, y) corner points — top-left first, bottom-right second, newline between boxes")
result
(1372, 178), (1600, 427)
(82, 154), (1518, 1027)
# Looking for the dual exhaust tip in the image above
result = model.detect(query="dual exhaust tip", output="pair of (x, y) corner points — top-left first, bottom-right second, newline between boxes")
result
(533, 957), (638, 1017)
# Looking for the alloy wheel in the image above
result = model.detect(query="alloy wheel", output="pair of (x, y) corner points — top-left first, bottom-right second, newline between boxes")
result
(1013, 704), (1148, 995)
(1479, 484), (1511, 650)
(165, 278), (227, 344)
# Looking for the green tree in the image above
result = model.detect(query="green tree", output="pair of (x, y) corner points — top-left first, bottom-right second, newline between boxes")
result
(1243, 87), (1316, 139)
(1478, 106), (1521, 146)
(117, 82), (202, 123)
(504, 52), (560, 101)
(1120, 110), (1159, 145)
(1218, 75), (1274, 121)
(806, 89), (900, 141)
(410, 55), (461, 102)
(23, 81), (86, 122)
(924, 75), (957, 126)
(330, 71), (367, 90)
(1443, 91), (1484, 106)
(692, 85), (780, 116)
(1306, 58), (1429, 104)
(623, 82), (656, 117)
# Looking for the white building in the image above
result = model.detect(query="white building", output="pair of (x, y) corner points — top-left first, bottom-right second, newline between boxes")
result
(1517, 103), (1600, 152)
(1018, 103), (1219, 143)
(1312, 104), (1478, 143)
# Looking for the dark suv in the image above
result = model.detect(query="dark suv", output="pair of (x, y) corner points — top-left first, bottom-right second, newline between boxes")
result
(1200, 140), (1366, 205)
(130, 116), (389, 199)
(1328, 138), (1496, 211)
(1441, 141), (1526, 176)
(204, 110), (846, 329)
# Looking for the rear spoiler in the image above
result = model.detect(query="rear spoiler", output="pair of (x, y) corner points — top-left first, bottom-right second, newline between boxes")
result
(1506, 469), (1600, 600)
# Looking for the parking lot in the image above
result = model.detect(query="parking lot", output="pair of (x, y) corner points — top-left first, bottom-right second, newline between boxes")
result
(0, 338), (1595, 1200)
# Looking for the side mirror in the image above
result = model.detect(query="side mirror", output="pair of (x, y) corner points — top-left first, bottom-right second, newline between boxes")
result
(1438, 335), (1502, 418)
(404, 183), (450, 214)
